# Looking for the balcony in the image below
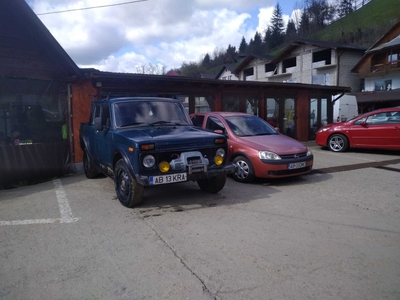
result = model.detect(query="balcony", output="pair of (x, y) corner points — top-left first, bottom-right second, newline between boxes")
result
(371, 61), (400, 73)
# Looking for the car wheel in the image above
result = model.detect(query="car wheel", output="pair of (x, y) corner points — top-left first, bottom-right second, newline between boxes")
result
(197, 174), (226, 193)
(114, 159), (144, 208)
(328, 134), (349, 152)
(83, 151), (99, 179)
(233, 156), (255, 183)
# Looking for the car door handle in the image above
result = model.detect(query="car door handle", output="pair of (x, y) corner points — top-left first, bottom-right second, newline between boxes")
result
(394, 126), (400, 130)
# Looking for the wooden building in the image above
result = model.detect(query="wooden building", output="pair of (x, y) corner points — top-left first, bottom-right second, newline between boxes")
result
(71, 69), (350, 163)
(0, 0), (81, 186)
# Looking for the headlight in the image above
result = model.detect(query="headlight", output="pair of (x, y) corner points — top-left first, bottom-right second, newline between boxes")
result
(143, 155), (155, 168)
(258, 151), (281, 160)
(216, 147), (225, 157)
(306, 147), (312, 156)
(317, 127), (330, 133)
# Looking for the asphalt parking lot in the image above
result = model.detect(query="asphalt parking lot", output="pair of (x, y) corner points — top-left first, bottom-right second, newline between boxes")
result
(1, 143), (400, 300)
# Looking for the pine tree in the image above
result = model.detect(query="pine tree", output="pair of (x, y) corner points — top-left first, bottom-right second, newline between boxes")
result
(298, 9), (310, 38)
(226, 44), (236, 57)
(268, 3), (285, 50)
(239, 36), (248, 54)
(202, 53), (211, 67)
(252, 32), (264, 55)
(285, 19), (297, 43)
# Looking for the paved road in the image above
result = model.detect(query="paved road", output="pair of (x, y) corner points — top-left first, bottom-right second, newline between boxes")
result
(1, 146), (399, 300)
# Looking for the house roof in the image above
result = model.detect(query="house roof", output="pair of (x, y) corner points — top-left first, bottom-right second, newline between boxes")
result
(272, 39), (368, 64)
(2, 0), (81, 78)
(366, 34), (400, 53)
(215, 64), (239, 79)
(80, 68), (351, 96)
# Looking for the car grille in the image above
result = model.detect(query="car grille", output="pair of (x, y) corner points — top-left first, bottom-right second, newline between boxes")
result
(280, 152), (308, 160)
(139, 147), (221, 174)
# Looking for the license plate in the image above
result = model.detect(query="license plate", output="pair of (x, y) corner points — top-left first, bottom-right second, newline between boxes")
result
(149, 173), (187, 185)
(288, 161), (306, 169)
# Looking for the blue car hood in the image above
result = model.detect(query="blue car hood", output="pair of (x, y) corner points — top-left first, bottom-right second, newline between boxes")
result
(114, 126), (222, 149)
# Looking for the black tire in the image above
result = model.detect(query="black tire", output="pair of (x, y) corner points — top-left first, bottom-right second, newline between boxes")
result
(197, 174), (226, 193)
(83, 151), (99, 179)
(232, 156), (255, 183)
(328, 134), (349, 152)
(114, 159), (144, 208)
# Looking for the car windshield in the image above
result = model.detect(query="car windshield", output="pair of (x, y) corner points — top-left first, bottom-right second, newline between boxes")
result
(113, 100), (191, 128)
(225, 115), (278, 137)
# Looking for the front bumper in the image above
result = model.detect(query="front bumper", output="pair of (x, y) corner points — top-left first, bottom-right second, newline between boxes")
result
(255, 155), (314, 178)
(136, 162), (237, 186)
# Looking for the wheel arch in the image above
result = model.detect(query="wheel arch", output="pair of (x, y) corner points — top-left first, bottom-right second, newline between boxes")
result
(327, 132), (350, 147)
(112, 149), (135, 176)
(230, 151), (251, 162)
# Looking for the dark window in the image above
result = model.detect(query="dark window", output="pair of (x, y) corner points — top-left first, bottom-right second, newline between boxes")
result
(243, 67), (254, 77)
(206, 116), (225, 133)
(265, 63), (276, 73)
(282, 57), (296, 73)
(191, 115), (205, 127)
(312, 49), (331, 64)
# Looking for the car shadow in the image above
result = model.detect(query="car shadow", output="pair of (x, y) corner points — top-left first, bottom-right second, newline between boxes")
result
(135, 172), (333, 214)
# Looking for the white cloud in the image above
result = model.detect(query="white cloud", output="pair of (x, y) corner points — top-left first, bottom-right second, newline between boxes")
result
(28, 0), (295, 72)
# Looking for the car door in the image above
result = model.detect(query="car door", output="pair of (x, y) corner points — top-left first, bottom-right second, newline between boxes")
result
(349, 112), (399, 148)
(94, 104), (113, 168)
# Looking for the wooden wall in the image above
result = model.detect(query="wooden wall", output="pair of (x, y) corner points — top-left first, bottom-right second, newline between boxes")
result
(71, 80), (97, 163)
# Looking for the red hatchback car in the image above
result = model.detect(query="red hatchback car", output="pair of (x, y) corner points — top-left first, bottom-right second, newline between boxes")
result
(316, 107), (400, 152)
(190, 112), (313, 183)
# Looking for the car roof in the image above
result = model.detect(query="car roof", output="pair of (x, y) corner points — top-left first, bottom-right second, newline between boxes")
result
(371, 107), (400, 113)
(94, 97), (179, 104)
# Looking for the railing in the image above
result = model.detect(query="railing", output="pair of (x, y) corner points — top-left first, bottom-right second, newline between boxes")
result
(354, 0), (372, 10)
(372, 60), (400, 72)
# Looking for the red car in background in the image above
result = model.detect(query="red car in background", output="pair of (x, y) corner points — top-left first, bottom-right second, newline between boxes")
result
(316, 107), (400, 152)
(190, 112), (313, 183)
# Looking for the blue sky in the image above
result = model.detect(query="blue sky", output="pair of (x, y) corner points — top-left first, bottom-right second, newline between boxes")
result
(27, 0), (300, 73)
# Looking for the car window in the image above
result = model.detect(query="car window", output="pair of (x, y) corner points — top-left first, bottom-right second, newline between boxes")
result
(365, 112), (400, 125)
(354, 117), (367, 125)
(206, 116), (226, 133)
(114, 101), (190, 127)
(191, 115), (204, 127)
(386, 111), (400, 123)
(225, 115), (278, 137)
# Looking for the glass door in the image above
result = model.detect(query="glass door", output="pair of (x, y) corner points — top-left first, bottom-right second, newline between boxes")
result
(284, 98), (295, 137)
(309, 97), (328, 139)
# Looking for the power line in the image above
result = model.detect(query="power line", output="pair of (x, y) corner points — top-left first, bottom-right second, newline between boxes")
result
(36, 0), (148, 16)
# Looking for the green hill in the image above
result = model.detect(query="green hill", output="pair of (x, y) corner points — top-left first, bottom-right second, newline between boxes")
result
(313, 0), (400, 45)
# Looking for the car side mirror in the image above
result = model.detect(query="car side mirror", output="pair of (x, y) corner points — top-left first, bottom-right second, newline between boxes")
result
(94, 117), (103, 131)
(361, 121), (367, 127)
(275, 127), (280, 132)
(214, 129), (224, 135)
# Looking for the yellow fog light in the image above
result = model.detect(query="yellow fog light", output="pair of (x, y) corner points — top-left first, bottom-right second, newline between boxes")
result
(214, 155), (224, 166)
(159, 161), (170, 173)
